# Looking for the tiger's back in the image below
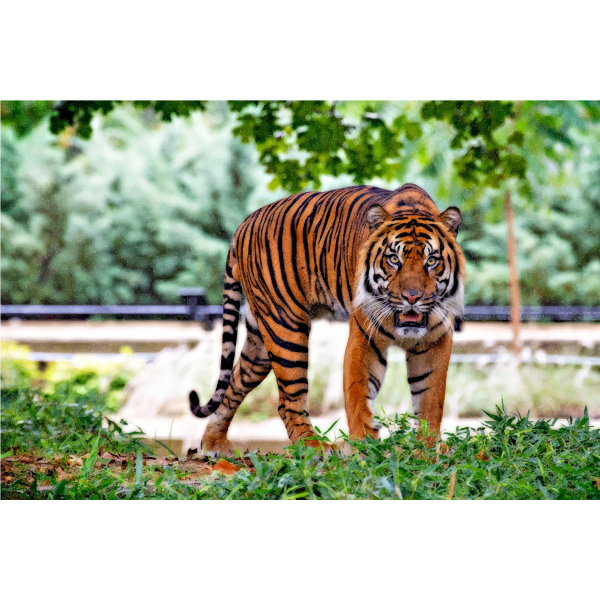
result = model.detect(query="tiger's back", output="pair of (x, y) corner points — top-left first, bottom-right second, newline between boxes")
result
(234, 184), (441, 319)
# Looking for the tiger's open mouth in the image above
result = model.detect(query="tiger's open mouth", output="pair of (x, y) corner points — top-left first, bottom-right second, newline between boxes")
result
(395, 310), (428, 329)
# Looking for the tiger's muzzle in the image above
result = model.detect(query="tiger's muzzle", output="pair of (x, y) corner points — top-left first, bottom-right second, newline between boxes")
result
(395, 309), (428, 328)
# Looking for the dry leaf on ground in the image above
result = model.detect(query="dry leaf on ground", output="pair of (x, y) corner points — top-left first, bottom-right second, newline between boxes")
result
(183, 463), (213, 480)
(56, 467), (69, 481)
(476, 449), (490, 461)
(213, 459), (241, 476)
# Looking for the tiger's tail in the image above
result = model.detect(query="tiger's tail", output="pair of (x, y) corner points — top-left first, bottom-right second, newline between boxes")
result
(189, 247), (242, 418)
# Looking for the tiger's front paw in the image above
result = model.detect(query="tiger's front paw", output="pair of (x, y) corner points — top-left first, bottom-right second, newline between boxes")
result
(335, 439), (353, 457)
(301, 438), (336, 457)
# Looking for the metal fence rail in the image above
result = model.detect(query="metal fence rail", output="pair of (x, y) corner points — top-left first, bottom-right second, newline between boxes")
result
(0, 288), (209, 321)
(399, 353), (600, 366)
(194, 305), (600, 323)
(0, 305), (190, 316)
(2, 297), (600, 324)
(463, 306), (600, 321)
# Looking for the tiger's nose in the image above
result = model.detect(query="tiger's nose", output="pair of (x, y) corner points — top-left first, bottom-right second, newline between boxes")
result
(402, 289), (422, 304)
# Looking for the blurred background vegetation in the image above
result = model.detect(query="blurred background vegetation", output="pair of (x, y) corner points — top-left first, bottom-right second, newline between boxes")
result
(2, 101), (600, 449)
(2, 100), (600, 306)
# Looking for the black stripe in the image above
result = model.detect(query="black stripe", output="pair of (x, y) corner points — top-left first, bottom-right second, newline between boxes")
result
(407, 346), (430, 356)
(368, 314), (395, 340)
(411, 387), (430, 395)
(268, 354), (309, 370)
(222, 331), (237, 344)
(408, 371), (432, 384)
(276, 376), (309, 388)
(368, 375), (381, 393)
(354, 316), (387, 367)
(280, 386), (309, 398)
(276, 202), (308, 312)
(257, 312), (309, 354)
(244, 378), (264, 392)
(220, 349), (234, 363)
(239, 353), (254, 365)
(284, 408), (309, 416)
(245, 321), (262, 339)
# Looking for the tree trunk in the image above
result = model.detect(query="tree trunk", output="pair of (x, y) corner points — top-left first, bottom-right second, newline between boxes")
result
(504, 189), (521, 356)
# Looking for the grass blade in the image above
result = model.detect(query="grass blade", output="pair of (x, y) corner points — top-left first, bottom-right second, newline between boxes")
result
(52, 478), (67, 499)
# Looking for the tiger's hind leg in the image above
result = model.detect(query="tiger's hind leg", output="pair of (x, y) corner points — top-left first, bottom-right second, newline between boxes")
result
(201, 310), (272, 457)
(252, 313), (328, 450)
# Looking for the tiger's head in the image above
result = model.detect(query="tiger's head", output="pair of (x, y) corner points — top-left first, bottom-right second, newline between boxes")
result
(354, 204), (466, 340)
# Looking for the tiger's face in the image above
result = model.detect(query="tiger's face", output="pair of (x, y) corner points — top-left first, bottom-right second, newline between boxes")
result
(355, 205), (466, 340)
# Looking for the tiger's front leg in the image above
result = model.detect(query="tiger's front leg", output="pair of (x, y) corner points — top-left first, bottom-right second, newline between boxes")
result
(343, 316), (389, 440)
(405, 331), (453, 435)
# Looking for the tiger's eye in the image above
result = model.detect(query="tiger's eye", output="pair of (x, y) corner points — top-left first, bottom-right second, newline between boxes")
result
(426, 256), (438, 266)
(388, 255), (400, 267)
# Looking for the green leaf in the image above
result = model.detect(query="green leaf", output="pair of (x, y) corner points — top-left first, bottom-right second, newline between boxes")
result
(83, 436), (101, 475)
(52, 478), (67, 498)
(285, 491), (309, 499)
(322, 419), (340, 437)
(507, 131), (524, 147)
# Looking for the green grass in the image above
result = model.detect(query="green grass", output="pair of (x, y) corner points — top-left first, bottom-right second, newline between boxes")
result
(2, 377), (599, 500)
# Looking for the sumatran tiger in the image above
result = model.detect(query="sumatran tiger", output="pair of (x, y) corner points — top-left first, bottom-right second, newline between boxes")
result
(189, 183), (465, 456)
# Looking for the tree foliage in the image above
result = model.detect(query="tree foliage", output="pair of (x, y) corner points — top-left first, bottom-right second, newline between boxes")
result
(3, 100), (599, 193)
(1, 101), (56, 138)
(1, 104), (275, 305)
(2, 100), (600, 306)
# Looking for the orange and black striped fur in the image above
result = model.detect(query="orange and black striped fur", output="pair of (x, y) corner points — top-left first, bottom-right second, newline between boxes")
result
(189, 184), (466, 455)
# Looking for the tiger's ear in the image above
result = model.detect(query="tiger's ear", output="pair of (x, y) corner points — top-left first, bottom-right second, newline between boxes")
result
(438, 207), (462, 236)
(366, 205), (392, 232)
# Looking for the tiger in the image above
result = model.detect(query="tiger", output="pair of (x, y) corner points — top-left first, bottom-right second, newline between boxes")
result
(189, 183), (466, 456)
